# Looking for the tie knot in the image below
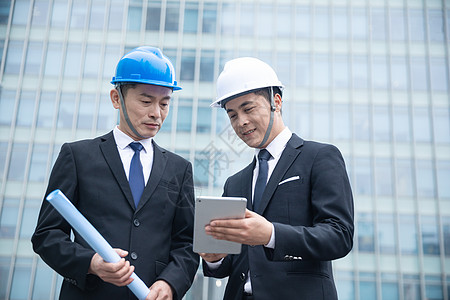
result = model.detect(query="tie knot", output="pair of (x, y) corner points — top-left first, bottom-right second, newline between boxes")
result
(129, 142), (143, 152)
(258, 149), (271, 161)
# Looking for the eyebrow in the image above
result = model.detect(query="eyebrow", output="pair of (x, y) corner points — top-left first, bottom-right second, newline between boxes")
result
(226, 100), (253, 113)
(139, 93), (171, 101)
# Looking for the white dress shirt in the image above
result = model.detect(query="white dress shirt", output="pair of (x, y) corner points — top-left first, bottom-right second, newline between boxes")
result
(113, 126), (154, 185)
(206, 127), (293, 294)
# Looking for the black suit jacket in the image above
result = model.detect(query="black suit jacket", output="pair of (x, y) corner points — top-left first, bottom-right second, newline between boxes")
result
(32, 131), (199, 300)
(203, 134), (354, 300)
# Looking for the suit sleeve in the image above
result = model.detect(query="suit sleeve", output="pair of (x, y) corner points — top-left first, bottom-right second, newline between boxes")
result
(155, 162), (200, 299)
(31, 143), (96, 291)
(268, 144), (354, 261)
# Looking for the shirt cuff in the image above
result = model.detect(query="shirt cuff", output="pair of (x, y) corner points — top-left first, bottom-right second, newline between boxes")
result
(204, 258), (224, 270)
(264, 223), (275, 249)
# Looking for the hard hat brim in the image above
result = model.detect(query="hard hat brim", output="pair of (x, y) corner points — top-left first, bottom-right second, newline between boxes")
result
(111, 79), (182, 91)
(210, 85), (284, 108)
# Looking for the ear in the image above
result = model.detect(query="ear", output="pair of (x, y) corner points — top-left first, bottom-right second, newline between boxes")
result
(110, 89), (120, 109)
(274, 93), (283, 112)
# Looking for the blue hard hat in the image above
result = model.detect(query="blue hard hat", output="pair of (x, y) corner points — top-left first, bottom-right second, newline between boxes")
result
(111, 46), (181, 90)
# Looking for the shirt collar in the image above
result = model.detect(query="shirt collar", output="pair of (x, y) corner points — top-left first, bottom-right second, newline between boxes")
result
(113, 126), (153, 153)
(255, 127), (292, 160)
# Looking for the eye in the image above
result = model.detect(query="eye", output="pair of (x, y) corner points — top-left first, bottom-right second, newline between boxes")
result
(244, 106), (254, 113)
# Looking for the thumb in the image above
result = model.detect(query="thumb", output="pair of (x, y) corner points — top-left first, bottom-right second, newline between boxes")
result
(114, 248), (129, 257)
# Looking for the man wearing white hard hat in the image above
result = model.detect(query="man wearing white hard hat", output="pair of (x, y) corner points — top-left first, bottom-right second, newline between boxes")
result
(199, 57), (354, 300)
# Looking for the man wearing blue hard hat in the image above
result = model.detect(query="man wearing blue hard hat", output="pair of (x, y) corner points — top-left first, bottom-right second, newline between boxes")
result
(32, 47), (199, 300)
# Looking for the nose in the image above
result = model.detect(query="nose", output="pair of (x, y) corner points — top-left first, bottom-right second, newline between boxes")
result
(148, 103), (161, 119)
(238, 114), (249, 127)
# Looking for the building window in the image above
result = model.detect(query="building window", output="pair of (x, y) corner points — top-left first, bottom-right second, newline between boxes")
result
(395, 158), (414, 197)
(184, 2), (198, 33)
(370, 8), (386, 41)
(44, 42), (63, 77)
(0, 89), (16, 126)
(31, 0), (50, 27)
(146, 1), (161, 31)
(51, 0), (69, 27)
(77, 94), (95, 130)
(196, 104), (211, 134)
(7, 143), (28, 181)
(29, 144), (49, 182)
(378, 214), (396, 254)
(354, 157), (372, 195)
(333, 7), (348, 39)
(421, 215), (440, 255)
(165, 1), (180, 32)
(399, 214), (418, 254)
(415, 159), (435, 198)
(392, 106), (411, 142)
(180, 49), (195, 81)
(408, 9), (425, 42)
(64, 43), (82, 78)
(353, 105), (370, 141)
(200, 50), (214, 82)
(427, 9), (445, 42)
(429, 57), (448, 92)
(358, 213), (375, 252)
(0, 198), (20, 238)
(389, 8), (406, 41)
(352, 55), (368, 89)
(5, 41), (23, 75)
(202, 2), (216, 33)
(373, 105), (391, 142)
(177, 103), (192, 132)
(12, 0), (30, 25)
(436, 161), (450, 199)
(37, 91), (56, 128)
(359, 272), (377, 300)
(410, 57), (428, 91)
(57, 93), (76, 129)
(375, 157), (393, 196)
(17, 91), (36, 127)
(127, 2), (142, 31)
(89, 0), (106, 30)
(295, 6), (310, 38)
(240, 3), (254, 37)
(70, 0), (88, 29)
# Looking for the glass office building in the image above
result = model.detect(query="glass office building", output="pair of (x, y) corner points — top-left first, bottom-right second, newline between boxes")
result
(0, 0), (449, 299)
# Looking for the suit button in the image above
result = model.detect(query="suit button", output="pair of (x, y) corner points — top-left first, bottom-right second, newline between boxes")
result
(133, 219), (140, 227)
(130, 252), (138, 260)
(240, 273), (246, 281)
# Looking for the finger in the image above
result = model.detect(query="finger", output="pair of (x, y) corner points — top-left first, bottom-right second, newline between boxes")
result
(114, 248), (129, 258)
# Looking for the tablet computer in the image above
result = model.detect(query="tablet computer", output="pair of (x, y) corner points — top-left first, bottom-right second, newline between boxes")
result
(193, 196), (247, 254)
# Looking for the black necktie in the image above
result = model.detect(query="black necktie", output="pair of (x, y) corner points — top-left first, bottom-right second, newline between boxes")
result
(253, 149), (271, 211)
(129, 142), (145, 208)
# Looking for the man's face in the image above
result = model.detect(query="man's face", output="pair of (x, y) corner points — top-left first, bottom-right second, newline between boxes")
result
(225, 92), (282, 148)
(111, 84), (172, 140)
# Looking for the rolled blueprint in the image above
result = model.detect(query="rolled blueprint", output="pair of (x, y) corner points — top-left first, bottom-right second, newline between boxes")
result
(46, 189), (150, 300)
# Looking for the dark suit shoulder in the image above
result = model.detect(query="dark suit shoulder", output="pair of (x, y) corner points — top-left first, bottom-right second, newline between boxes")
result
(63, 132), (112, 148)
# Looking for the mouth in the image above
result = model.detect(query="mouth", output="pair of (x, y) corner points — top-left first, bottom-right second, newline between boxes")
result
(144, 122), (159, 128)
(242, 129), (256, 136)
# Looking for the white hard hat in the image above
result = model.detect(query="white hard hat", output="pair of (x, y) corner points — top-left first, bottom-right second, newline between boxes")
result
(211, 57), (284, 108)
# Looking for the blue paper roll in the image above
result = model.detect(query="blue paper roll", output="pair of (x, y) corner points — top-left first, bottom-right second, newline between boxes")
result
(46, 189), (150, 300)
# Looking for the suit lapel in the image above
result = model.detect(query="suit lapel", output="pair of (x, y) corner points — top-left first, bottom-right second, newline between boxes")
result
(136, 140), (167, 212)
(99, 132), (136, 209)
(256, 134), (304, 214)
